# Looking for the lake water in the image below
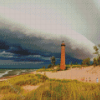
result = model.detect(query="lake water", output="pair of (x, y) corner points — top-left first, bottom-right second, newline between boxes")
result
(0, 69), (37, 78)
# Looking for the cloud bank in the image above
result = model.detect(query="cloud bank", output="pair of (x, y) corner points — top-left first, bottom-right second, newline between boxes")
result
(0, 0), (98, 65)
(0, 20), (95, 61)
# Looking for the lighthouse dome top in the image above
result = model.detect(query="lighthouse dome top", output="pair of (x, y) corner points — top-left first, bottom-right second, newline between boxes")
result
(61, 41), (65, 46)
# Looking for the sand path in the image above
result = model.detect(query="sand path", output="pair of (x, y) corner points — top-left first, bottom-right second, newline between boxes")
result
(22, 84), (43, 92)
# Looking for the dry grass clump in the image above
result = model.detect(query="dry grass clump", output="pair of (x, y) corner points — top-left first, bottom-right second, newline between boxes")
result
(1, 74), (100, 100)
(0, 73), (48, 100)
(29, 79), (100, 100)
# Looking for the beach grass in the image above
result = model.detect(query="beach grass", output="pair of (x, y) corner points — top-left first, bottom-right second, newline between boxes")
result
(27, 79), (100, 100)
(36, 64), (84, 72)
(1, 72), (100, 100)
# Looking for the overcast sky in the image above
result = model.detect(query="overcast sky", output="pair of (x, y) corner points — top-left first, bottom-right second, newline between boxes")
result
(0, 0), (99, 67)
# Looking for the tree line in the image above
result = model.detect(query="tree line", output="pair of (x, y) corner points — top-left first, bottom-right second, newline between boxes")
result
(82, 44), (100, 66)
(43, 44), (100, 69)
(93, 44), (100, 66)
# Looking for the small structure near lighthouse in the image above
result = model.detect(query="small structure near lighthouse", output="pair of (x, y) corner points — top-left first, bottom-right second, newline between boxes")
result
(60, 41), (66, 70)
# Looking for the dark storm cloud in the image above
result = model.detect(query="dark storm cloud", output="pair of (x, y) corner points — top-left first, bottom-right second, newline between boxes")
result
(0, 18), (95, 61)
(0, 26), (94, 60)
(0, 40), (9, 50)
(0, 50), (51, 63)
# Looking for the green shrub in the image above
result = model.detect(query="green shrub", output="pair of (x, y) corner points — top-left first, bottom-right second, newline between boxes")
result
(72, 65), (82, 68)
(48, 64), (52, 68)
(65, 65), (70, 70)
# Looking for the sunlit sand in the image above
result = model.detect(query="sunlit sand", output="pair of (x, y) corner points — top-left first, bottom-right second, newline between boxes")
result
(32, 66), (100, 83)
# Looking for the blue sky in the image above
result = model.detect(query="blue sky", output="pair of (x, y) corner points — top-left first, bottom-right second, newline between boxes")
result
(0, 0), (99, 68)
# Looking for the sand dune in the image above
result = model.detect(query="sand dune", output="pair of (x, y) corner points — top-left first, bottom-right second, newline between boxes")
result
(0, 66), (100, 83)
(22, 84), (42, 92)
(32, 66), (100, 83)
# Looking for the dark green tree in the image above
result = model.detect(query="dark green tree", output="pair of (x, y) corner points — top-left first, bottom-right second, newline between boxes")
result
(42, 66), (45, 69)
(48, 64), (52, 68)
(75, 62), (78, 65)
(98, 56), (100, 65)
(71, 62), (73, 66)
(93, 45), (99, 55)
(93, 58), (98, 66)
(93, 44), (100, 65)
(51, 56), (56, 66)
(82, 58), (90, 66)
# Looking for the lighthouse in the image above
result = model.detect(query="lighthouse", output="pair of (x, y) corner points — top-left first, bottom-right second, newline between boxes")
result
(60, 41), (66, 70)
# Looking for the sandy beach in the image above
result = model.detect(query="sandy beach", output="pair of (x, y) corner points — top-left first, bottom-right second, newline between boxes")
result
(32, 66), (100, 83)
(0, 66), (100, 99)
(0, 66), (100, 83)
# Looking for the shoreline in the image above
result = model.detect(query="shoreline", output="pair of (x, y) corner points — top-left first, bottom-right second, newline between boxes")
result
(0, 72), (30, 81)
(0, 69), (37, 81)
(0, 66), (100, 83)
